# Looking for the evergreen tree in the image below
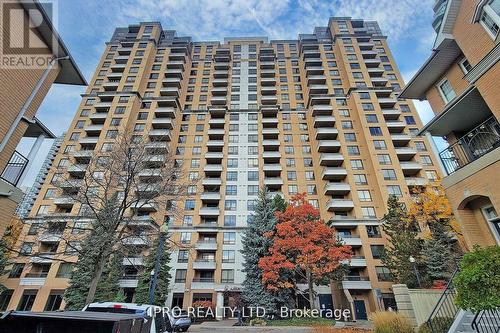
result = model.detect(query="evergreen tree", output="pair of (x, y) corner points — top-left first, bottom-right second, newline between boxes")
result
(241, 188), (293, 313)
(381, 196), (423, 288)
(134, 237), (171, 306)
(94, 252), (125, 302)
(422, 238), (452, 281)
(272, 194), (287, 213)
(0, 242), (8, 295)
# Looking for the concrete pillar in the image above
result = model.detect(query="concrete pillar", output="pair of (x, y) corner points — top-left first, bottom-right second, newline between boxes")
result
(216, 291), (224, 321)
(392, 284), (417, 327)
(17, 134), (45, 185)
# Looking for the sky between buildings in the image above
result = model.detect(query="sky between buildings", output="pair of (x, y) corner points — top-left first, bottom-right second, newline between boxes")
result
(18, 0), (444, 188)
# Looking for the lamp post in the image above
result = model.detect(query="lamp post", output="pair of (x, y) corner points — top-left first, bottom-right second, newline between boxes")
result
(409, 256), (421, 288)
(149, 223), (168, 305)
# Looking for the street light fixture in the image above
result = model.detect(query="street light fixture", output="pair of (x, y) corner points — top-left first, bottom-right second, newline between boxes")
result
(409, 256), (422, 288)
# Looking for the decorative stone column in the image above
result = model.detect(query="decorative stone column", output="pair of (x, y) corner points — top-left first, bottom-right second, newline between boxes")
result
(216, 291), (224, 321)
(392, 284), (417, 327)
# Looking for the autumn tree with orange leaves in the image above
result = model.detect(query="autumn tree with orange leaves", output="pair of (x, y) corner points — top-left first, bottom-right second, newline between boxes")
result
(258, 194), (352, 309)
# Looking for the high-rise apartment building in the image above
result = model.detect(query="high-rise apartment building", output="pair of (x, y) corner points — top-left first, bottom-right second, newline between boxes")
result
(0, 0), (86, 236)
(15, 135), (65, 219)
(2, 18), (441, 318)
(401, 0), (500, 248)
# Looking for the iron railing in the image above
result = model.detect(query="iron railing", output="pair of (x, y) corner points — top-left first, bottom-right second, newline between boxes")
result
(0, 150), (28, 186)
(426, 269), (460, 333)
(472, 309), (500, 333)
(439, 117), (500, 175)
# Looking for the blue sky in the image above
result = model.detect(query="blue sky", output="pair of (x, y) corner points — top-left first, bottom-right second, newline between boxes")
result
(19, 0), (440, 187)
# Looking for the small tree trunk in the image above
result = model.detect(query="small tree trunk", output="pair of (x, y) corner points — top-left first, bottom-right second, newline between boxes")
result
(85, 254), (107, 305)
(307, 268), (315, 310)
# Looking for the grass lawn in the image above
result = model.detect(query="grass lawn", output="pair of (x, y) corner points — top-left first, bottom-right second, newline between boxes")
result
(266, 317), (335, 326)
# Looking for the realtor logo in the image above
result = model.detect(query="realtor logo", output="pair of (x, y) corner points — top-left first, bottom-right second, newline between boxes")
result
(1, 0), (57, 69)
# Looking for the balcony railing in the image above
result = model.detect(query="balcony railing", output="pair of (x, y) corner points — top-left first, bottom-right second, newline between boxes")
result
(1, 150), (28, 186)
(439, 117), (500, 175)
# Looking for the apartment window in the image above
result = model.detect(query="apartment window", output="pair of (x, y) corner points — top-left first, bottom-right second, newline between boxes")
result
(183, 216), (193, 226)
(480, 0), (500, 38)
(187, 186), (197, 195)
(288, 185), (298, 195)
(345, 133), (357, 142)
(378, 154), (392, 165)
(362, 207), (377, 218)
(426, 170), (439, 181)
(354, 174), (368, 185)
(226, 172), (237, 181)
(369, 127), (383, 136)
(362, 103), (375, 111)
(224, 215), (236, 226)
(221, 270), (235, 283)
(382, 169), (397, 180)
(188, 172), (199, 181)
(248, 171), (259, 181)
(178, 250), (189, 263)
(175, 269), (187, 283)
(415, 142), (427, 151)
(437, 79), (456, 103)
(20, 242), (33, 255)
(307, 185), (317, 195)
(366, 114), (378, 123)
(287, 171), (297, 181)
(248, 185), (259, 195)
(44, 291), (64, 311)
(191, 159), (200, 168)
(376, 266), (393, 282)
(387, 185), (403, 197)
(227, 158), (238, 168)
(367, 225), (382, 238)
(184, 200), (195, 210)
(247, 159), (258, 167)
(17, 290), (38, 311)
(226, 185), (237, 195)
(55, 263), (73, 278)
(350, 159), (364, 170)
(305, 171), (315, 180)
(341, 121), (353, 129)
(421, 155), (434, 166)
(347, 146), (360, 156)
(371, 245), (385, 259)
(223, 232), (236, 245)
(8, 263), (25, 278)
(180, 232), (191, 244)
(225, 200), (237, 211)
(358, 190), (372, 202)
(404, 116), (416, 125)
(374, 140), (387, 150)
(222, 250), (235, 263)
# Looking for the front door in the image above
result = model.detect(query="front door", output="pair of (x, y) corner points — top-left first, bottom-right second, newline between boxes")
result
(354, 300), (367, 320)
(318, 294), (333, 317)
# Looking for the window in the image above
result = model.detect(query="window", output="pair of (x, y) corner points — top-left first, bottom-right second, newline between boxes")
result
(226, 185), (237, 195)
(287, 171), (297, 181)
(178, 250), (189, 263)
(415, 141), (427, 151)
(9, 263), (24, 278)
(17, 290), (38, 311)
(347, 146), (360, 156)
(221, 269), (234, 283)
(175, 269), (187, 283)
(248, 185), (259, 195)
(184, 200), (195, 210)
(366, 114), (378, 123)
(350, 159), (364, 170)
(371, 245), (385, 259)
(358, 190), (372, 202)
(437, 79), (456, 103)
(222, 250), (235, 263)
(288, 185), (298, 195)
(421, 155), (434, 166)
(225, 200), (237, 211)
(480, 0), (500, 38)
(223, 232), (236, 245)
(374, 140), (387, 150)
(345, 133), (357, 142)
(378, 154), (392, 165)
(354, 174), (368, 185)
(387, 185), (403, 197)
(367, 225), (382, 238)
(180, 232), (191, 244)
(362, 207), (377, 218)
(376, 266), (393, 282)
(404, 116), (416, 125)
(20, 242), (33, 255)
(248, 171), (259, 181)
(426, 170), (439, 181)
(226, 172), (237, 181)
(369, 127), (383, 136)
(0, 290), (13, 311)
(227, 159), (238, 168)
(44, 291), (63, 311)
(224, 215), (236, 226)
(382, 169), (397, 180)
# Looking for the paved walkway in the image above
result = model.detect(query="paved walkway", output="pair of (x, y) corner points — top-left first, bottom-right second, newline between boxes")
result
(189, 320), (312, 332)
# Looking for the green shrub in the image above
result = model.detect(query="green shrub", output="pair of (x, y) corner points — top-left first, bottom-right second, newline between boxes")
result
(250, 318), (266, 326)
(454, 245), (500, 312)
(417, 317), (454, 333)
(370, 311), (413, 333)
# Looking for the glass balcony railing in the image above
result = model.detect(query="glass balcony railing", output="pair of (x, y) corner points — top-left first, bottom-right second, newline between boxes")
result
(439, 117), (500, 175)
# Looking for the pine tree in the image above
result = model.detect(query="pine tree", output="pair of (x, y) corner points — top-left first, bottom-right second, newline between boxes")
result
(0, 242), (8, 295)
(381, 196), (423, 288)
(134, 237), (171, 306)
(241, 188), (293, 313)
(94, 252), (125, 302)
(422, 238), (452, 281)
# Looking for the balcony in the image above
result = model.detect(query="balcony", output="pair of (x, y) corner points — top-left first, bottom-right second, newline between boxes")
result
(151, 118), (174, 129)
(262, 151), (281, 161)
(206, 140), (224, 148)
(193, 260), (217, 270)
(149, 129), (172, 141)
(143, 155), (166, 168)
(261, 118), (278, 127)
(0, 151), (28, 187)
(20, 274), (47, 286)
(164, 69), (183, 79)
(145, 141), (169, 154)
(208, 128), (225, 139)
(319, 153), (344, 166)
(204, 164), (223, 174)
(378, 97), (397, 108)
(307, 75), (327, 85)
(212, 78), (228, 87)
(361, 50), (378, 58)
(322, 167), (347, 180)
(263, 164), (282, 173)
(406, 177), (429, 187)
(364, 58), (381, 68)
(122, 236), (150, 246)
(123, 257), (144, 266)
(160, 87), (180, 98)
(261, 86), (277, 95)
(211, 87), (227, 96)
(202, 178), (222, 186)
(261, 95), (278, 105)
(132, 200), (158, 212)
(166, 61), (185, 70)
(341, 276), (372, 290)
(338, 235), (362, 246)
(205, 152), (223, 162)
(260, 61), (275, 69)
(326, 199), (354, 212)
(264, 177), (284, 187)
(53, 196), (74, 208)
(67, 164), (87, 177)
(317, 140), (341, 153)
(138, 168), (162, 181)
(260, 77), (276, 86)
(260, 69), (275, 78)
(262, 140), (280, 148)
(324, 183), (351, 195)
(349, 256), (368, 267)
(73, 150), (93, 163)
(210, 96), (227, 105)
(400, 161), (423, 176)
(358, 42), (374, 50)
(89, 112), (107, 123)
(199, 207), (220, 217)
(309, 84), (329, 94)
(395, 147), (417, 161)
(60, 179), (82, 192)
(103, 80), (119, 90)
(162, 77), (182, 87)
(372, 77), (389, 86)
(84, 124), (103, 135)
(438, 117), (500, 175)
(214, 62), (230, 70)
(78, 137), (98, 145)
(200, 192), (221, 202)
(391, 134), (411, 147)
(386, 121), (406, 133)
(213, 70), (229, 78)
(382, 109), (401, 120)
(195, 241), (218, 251)
(313, 116), (336, 128)
(312, 105), (333, 116)
(315, 127), (339, 140)
(309, 95), (330, 106)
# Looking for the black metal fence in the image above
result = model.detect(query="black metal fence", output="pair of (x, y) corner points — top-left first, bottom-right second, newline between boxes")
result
(0, 150), (28, 186)
(439, 117), (500, 175)
(426, 269), (459, 333)
(472, 309), (500, 333)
